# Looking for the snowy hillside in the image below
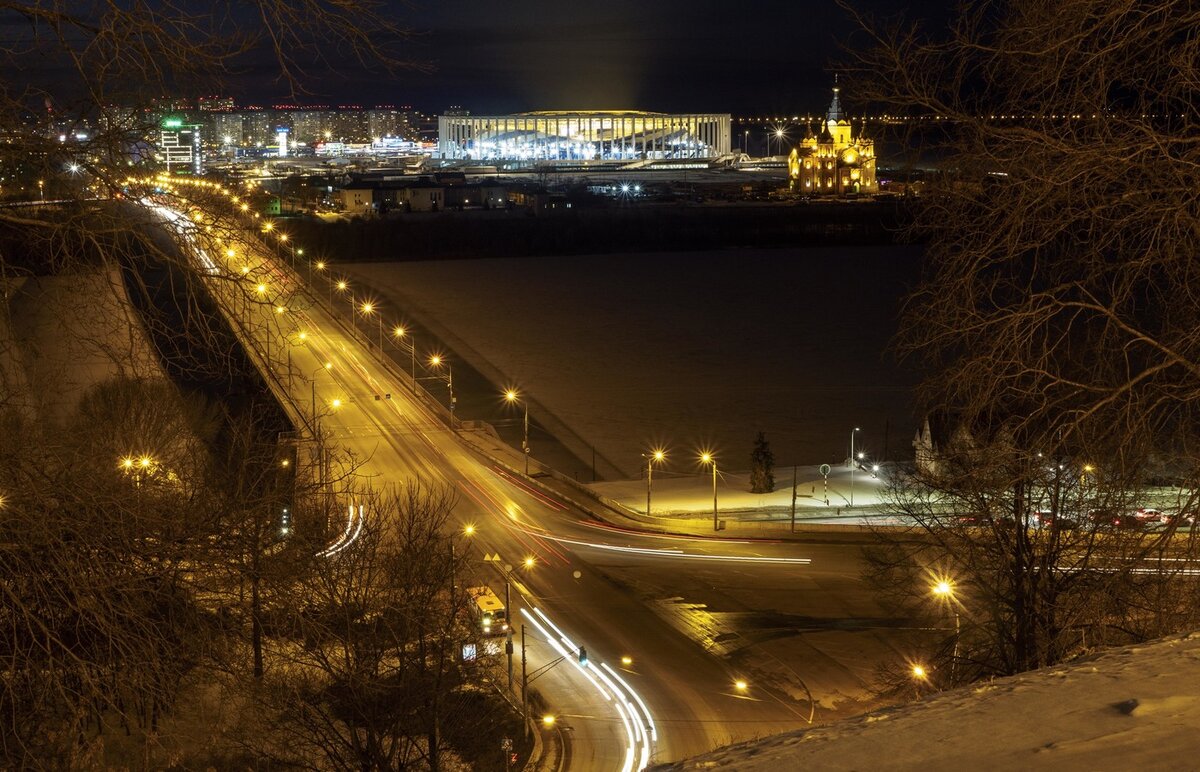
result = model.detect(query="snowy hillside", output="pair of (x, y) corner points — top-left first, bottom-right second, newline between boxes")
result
(653, 631), (1200, 771)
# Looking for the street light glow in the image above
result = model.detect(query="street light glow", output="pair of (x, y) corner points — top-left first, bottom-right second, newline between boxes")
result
(653, 449), (666, 462)
(542, 714), (556, 727)
(912, 664), (928, 679)
(734, 679), (748, 691)
(429, 354), (442, 367)
(393, 326), (406, 338)
(360, 302), (374, 314)
(337, 280), (348, 292)
(255, 283), (267, 295)
(523, 556), (536, 569)
(933, 579), (954, 598)
(505, 389), (518, 402)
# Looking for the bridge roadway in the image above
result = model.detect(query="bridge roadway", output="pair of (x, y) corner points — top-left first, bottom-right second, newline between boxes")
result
(145, 198), (862, 770)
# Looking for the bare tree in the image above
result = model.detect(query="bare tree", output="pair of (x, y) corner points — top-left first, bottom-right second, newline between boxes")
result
(259, 482), (482, 772)
(844, 0), (1200, 686)
(0, 378), (222, 765)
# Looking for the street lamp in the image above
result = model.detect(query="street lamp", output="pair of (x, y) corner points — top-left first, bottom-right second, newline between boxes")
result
(932, 577), (961, 681)
(310, 361), (333, 424)
(334, 279), (348, 311)
(359, 301), (383, 351)
(642, 449), (666, 516)
(429, 354), (455, 414)
(392, 326), (417, 392)
(700, 452), (719, 531)
(850, 427), (860, 507)
(505, 389), (530, 474)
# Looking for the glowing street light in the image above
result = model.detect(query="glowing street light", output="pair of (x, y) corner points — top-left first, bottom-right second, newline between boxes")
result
(700, 452), (719, 531)
(358, 301), (383, 351)
(542, 714), (556, 727)
(932, 577), (961, 680)
(392, 325), (417, 392)
(505, 389), (531, 474)
(642, 448), (666, 516)
(523, 556), (536, 569)
(428, 354), (455, 414)
(463, 523), (477, 537)
(734, 679), (748, 692)
(911, 664), (928, 680)
(334, 279), (350, 314)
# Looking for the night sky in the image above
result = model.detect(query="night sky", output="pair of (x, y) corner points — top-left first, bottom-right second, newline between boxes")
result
(239, 0), (952, 114)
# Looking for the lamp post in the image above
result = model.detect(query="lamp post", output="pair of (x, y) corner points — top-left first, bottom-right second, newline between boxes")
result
(334, 279), (347, 313)
(310, 361), (333, 428)
(642, 449), (666, 516)
(932, 579), (960, 682)
(701, 452), (718, 531)
(504, 389), (530, 474)
(393, 326), (417, 392)
(359, 301), (383, 351)
(429, 355), (455, 413)
(850, 427), (860, 507)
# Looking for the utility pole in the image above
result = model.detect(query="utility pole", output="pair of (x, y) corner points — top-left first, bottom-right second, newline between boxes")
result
(790, 465), (798, 533)
(521, 624), (528, 738)
(505, 580), (513, 692)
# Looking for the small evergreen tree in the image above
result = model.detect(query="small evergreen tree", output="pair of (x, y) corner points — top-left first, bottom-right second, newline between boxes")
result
(750, 431), (775, 493)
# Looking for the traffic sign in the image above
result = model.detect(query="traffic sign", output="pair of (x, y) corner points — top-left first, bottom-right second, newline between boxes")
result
(819, 464), (831, 477)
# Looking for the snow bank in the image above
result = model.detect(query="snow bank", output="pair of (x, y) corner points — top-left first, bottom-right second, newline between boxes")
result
(653, 631), (1200, 771)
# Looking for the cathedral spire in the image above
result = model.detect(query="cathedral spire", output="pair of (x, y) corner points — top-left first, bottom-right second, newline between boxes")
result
(826, 75), (844, 124)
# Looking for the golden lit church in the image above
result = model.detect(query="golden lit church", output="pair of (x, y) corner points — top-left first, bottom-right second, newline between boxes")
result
(788, 83), (877, 195)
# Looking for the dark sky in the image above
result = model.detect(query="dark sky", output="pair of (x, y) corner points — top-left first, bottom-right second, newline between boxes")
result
(237, 0), (952, 114)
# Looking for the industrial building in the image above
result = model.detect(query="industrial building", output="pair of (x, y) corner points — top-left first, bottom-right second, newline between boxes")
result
(438, 111), (732, 161)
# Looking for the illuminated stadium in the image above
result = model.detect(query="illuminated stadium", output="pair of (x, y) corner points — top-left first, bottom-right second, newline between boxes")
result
(438, 111), (732, 161)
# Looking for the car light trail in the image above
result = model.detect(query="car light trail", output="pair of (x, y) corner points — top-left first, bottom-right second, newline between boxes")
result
(516, 529), (813, 564)
(523, 606), (657, 772)
(317, 503), (364, 558)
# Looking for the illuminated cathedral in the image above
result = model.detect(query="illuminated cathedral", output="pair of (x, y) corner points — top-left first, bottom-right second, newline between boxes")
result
(787, 83), (877, 196)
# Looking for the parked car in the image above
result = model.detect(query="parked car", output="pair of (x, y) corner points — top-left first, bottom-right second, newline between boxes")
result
(1134, 508), (1162, 524)
(1163, 512), (1197, 529)
(1089, 509), (1143, 530)
(1034, 510), (1079, 530)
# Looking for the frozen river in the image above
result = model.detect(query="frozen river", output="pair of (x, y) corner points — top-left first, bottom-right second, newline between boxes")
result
(344, 244), (923, 480)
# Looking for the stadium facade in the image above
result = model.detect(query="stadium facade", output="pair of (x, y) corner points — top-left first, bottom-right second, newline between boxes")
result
(438, 111), (732, 161)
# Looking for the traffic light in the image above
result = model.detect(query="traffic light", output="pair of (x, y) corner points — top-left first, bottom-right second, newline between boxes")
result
(578, 646), (588, 666)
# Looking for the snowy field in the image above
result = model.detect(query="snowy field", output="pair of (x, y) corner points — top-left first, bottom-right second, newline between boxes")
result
(654, 630), (1200, 771)
(344, 245), (922, 480)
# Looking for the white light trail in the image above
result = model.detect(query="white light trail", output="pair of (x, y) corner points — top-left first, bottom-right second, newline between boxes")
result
(317, 503), (364, 558)
(519, 530), (812, 564)
(523, 606), (656, 771)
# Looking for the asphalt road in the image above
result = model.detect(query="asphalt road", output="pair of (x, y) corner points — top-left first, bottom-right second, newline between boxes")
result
(149, 197), (879, 769)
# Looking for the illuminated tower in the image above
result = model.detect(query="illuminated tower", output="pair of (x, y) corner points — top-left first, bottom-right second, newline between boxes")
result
(787, 80), (876, 196)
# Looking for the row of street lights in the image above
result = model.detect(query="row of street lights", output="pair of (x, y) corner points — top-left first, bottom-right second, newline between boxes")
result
(910, 575), (963, 691)
(638, 449), (722, 531)
(138, 177), (544, 479)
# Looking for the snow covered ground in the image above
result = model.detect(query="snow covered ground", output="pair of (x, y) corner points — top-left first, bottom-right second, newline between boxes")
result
(343, 245), (922, 480)
(654, 630), (1200, 771)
